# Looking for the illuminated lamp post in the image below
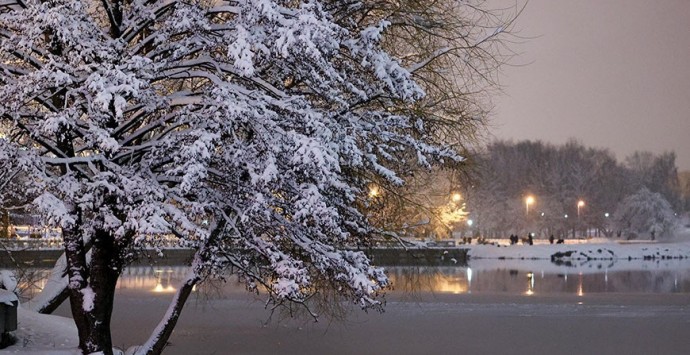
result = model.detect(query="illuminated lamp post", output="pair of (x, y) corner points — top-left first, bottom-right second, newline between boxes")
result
(577, 200), (585, 218)
(368, 185), (380, 198)
(452, 193), (462, 203)
(577, 200), (585, 237)
(525, 196), (535, 216)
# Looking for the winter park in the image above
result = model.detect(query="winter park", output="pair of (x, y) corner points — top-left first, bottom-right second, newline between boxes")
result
(2, 0), (690, 354)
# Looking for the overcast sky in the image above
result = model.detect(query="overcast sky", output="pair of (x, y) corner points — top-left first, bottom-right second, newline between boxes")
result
(490, 0), (690, 170)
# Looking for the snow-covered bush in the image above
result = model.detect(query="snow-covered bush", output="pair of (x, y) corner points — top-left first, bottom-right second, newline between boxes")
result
(613, 188), (679, 239)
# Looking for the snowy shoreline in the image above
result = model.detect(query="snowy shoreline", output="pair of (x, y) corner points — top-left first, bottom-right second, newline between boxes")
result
(466, 239), (690, 260)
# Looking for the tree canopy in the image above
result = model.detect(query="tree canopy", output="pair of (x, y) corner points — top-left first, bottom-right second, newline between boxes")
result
(0, 1), (513, 353)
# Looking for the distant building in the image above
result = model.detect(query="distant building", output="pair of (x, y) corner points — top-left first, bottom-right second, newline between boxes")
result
(1, 212), (61, 239)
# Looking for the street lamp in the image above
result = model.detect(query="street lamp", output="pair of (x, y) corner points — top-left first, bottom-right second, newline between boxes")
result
(525, 196), (535, 215)
(368, 185), (380, 198)
(576, 200), (585, 238)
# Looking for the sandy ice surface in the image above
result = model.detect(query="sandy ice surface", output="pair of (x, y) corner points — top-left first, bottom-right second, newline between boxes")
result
(12, 280), (690, 355)
(101, 291), (690, 355)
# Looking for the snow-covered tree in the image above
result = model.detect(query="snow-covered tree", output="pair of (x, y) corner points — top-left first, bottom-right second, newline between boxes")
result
(341, 0), (517, 240)
(465, 140), (656, 238)
(613, 188), (678, 240)
(0, 0), (502, 353)
(625, 151), (682, 210)
(680, 171), (690, 211)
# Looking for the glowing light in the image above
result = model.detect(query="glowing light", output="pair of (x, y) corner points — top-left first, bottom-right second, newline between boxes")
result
(368, 186), (380, 198)
(151, 269), (176, 293)
(435, 277), (467, 294)
(451, 193), (462, 202)
(577, 200), (585, 218)
(604, 213), (610, 218)
(467, 219), (474, 227)
(525, 195), (535, 215)
(525, 272), (535, 296)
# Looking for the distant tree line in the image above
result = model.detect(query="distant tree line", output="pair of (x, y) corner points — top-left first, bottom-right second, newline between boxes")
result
(463, 140), (684, 239)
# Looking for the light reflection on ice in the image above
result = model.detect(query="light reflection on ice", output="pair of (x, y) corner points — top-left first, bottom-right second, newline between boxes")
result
(385, 258), (690, 297)
(13, 258), (690, 302)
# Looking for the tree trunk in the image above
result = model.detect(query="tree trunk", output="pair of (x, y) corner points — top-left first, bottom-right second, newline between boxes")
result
(137, 223), (221, 355)
(1, 209), (9, 239)
(63, 220), (90, 352)
(29, 253), (70, 314)
(82, 229), (122, 354)
(136, 273), (199, 355)
(65, 227), (123, 355)
(35, 287), (70, 314)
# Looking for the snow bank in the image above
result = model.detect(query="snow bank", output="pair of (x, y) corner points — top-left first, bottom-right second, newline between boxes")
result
(3, 307), (79, 354)
(464, 240), (690, 274)
(467, 240), (690, 261)
(0, 289), (17, 305)
(0, 270), (18, 292)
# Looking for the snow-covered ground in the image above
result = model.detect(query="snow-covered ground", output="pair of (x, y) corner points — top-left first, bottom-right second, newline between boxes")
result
(3, 307), (78, 354)
(465, 239), (690, 275)
(467, 239), (690, 260)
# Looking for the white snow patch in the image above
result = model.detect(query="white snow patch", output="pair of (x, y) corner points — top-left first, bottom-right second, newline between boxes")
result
(80, 286), (95, 312)
(3, 307), (79, 354)
(466, 240), (690, 261)
(0, 269), (18, 292)
(0, 289), (18, 305)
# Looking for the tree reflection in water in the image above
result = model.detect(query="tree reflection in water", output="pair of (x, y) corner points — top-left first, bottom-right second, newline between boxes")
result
(384, 261), (690, 297)
(12, 260), (690, 304)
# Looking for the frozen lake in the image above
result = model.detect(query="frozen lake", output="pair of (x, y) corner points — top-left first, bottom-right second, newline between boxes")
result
(20, 257), (690, 354)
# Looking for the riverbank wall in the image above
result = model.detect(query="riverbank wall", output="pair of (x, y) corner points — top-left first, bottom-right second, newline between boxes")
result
(0, 248), (469, 268)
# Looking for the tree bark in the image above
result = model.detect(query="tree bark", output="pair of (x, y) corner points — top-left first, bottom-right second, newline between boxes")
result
(63, 218), (90, 352)
(82, 229), (122, 354)
(65, 226), (123, 355)
(1, 209), (9, 238)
